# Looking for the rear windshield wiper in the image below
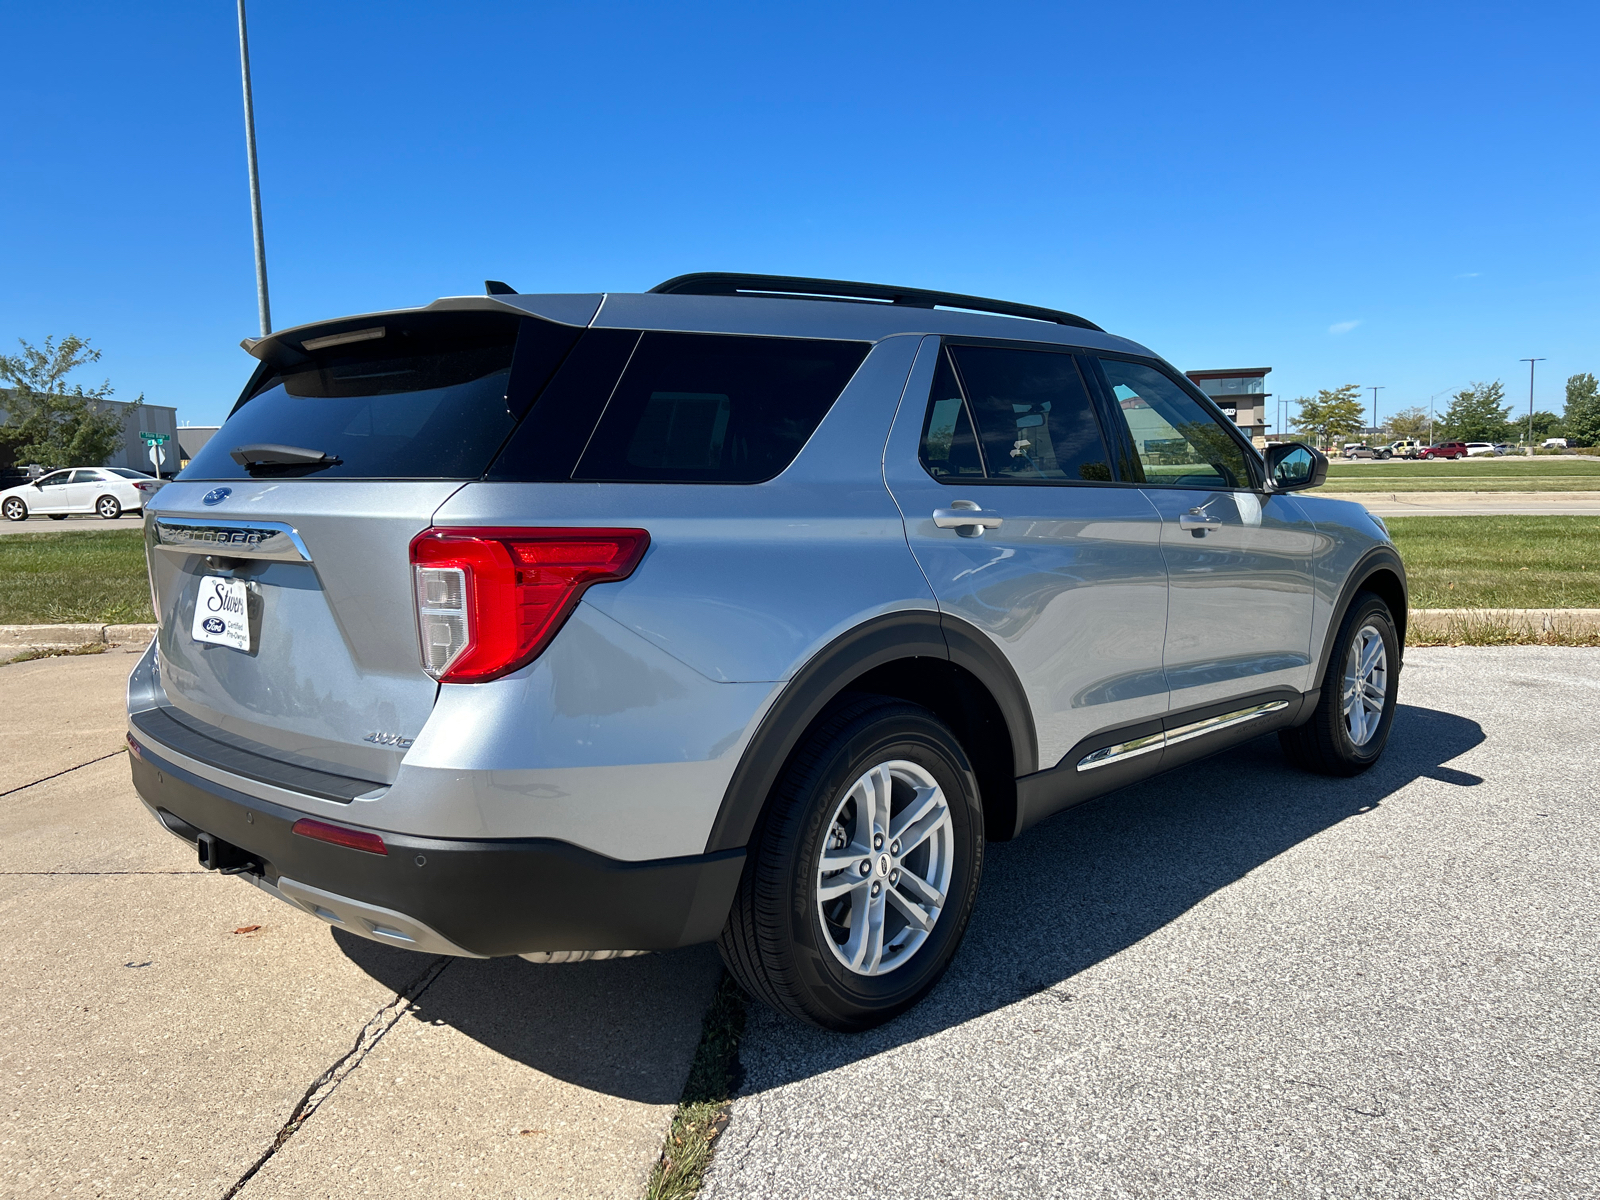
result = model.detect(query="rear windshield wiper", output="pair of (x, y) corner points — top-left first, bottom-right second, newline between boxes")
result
(230, 444), (343, 475)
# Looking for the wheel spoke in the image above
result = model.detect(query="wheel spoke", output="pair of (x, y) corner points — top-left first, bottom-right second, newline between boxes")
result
(818, 872), (868, 902)
(1359, 637), (1384, 680)
(845, 886), (886, 972)
(894, 795), (949, 856)
(893, 868), (945, 912)
(886, 885), (937, 933)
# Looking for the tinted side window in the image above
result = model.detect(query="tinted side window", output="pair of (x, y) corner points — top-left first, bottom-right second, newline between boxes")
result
(919, 350), (984, 478)
(571, 333), (869, 483)
(1098, 359), (1251, 489)
(947, 345), (1111, 483)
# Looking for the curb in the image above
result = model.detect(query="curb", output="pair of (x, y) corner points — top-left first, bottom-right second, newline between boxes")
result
(0, 623), (159, 652)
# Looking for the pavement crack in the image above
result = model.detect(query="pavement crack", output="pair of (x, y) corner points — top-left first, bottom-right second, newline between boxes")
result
(0, 748), (126, 799)
(220, 954), (453, 1199)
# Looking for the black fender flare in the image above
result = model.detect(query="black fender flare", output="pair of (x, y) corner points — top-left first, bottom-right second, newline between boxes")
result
(702, 611), (1037, 853)
(1307, 543), (1409, 702)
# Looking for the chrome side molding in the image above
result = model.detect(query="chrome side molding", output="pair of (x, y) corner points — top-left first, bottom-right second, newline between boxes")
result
(1077, 700), (1290, 772)
(151, 517), (312, 562)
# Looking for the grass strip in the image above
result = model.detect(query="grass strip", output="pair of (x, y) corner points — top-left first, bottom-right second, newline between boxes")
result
(1408, 619), (1600, 648)
(645, 972), (747, 1200)
(1324, 459), (1600, 491)
(0, 530), (153, 624)
(1386, 516), (1600, 609)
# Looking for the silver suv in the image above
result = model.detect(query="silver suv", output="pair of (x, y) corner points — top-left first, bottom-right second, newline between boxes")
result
(127, 274), (1405, 1031)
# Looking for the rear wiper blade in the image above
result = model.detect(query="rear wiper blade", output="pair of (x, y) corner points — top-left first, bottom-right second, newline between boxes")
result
(229, 443), (342, 473)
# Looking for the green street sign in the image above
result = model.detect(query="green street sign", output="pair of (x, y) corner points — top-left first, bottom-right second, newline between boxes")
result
(139, 432), (171, 445)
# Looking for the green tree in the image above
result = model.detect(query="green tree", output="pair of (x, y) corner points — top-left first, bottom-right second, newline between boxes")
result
(1439, 380), (1510, 442)
(1565, 373), (1600, 447)
(0, 336), (140, 470)
(1291, 384), (1366, 449)
(1387, 405), (1429, 439)
(1526, 410), (1562, 439)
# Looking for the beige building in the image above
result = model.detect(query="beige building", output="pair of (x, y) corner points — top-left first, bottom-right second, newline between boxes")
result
(1186, 367), (1271, 441)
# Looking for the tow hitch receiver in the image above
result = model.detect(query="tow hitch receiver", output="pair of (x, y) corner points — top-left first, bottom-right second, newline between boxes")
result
(196, 831), (259, 875)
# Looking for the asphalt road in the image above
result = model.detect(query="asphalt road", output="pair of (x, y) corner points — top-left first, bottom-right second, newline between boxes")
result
(0, 650), (719, 1199)
(705, 646), (1600, 1200)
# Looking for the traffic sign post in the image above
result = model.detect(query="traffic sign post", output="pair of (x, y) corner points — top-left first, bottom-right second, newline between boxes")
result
(140, 432), (171, 474)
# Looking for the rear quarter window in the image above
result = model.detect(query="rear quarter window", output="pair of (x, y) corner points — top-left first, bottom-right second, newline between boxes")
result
(568, 332), (869, 483)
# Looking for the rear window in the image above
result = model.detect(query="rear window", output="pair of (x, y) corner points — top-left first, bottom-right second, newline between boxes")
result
(182, 314), (576, 480)
(569, 332), (869, 483)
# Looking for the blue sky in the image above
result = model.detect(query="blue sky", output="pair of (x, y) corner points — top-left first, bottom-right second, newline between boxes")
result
(3, 1), (1596, 430)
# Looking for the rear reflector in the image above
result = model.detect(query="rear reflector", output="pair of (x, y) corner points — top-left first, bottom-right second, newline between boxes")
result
(409, 527), (650, 684)
(291, 818), (388, 855)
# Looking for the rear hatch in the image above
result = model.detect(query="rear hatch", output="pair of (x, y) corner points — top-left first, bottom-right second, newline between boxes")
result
(144, 306), (584, 784)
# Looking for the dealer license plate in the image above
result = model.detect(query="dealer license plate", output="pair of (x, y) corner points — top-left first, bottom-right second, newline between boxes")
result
(191, 575), (252, 651)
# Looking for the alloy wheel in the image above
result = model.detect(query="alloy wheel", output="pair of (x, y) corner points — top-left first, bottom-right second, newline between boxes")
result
(1342, 623), (1388, 746)
(815, 759), (953, 977)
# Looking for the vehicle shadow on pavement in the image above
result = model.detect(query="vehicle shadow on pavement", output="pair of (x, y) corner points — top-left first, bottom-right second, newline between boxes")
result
(334, 702), (1480, 1100)
(728, 701), (1485, 1087)
(332, 932), (722, 1104)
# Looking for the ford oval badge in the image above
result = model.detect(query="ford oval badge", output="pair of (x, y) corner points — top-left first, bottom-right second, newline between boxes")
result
(202, 487), (232, 506)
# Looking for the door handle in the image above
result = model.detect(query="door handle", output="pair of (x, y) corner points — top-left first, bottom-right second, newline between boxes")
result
(1178, 509), (1223, 536)
(932, 502), (1003, 538)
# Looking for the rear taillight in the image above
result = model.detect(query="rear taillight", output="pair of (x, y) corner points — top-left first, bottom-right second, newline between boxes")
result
(133, 480), (160, 493)
(408, 527), (650, 683)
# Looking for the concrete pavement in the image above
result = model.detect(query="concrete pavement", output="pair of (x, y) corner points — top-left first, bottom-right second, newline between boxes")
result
(0, 650), (720, 1198)
(704, 647), (1600, 1199)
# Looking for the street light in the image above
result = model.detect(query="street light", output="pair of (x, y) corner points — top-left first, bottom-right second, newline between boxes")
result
(1520, 358), (1545, 455)
(237, 0), (271, 336)
(1368, 386), (1385, 442)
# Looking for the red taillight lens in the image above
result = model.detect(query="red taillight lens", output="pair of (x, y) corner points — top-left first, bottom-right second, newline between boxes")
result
(291, 818), (388, 855)
(408, 527), (650, 684)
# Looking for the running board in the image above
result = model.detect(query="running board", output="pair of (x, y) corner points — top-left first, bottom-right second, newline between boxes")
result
(1076, 700), (1290, 772)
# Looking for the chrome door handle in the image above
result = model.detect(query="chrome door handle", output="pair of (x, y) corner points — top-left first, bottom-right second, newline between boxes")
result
(933, 502), (1003, 538)
(1178, 509), (1223, 536)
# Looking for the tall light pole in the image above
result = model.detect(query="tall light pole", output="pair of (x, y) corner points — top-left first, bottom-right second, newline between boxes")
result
(237, 0), (271, 336)
(1368, 386), (1384, 443)
(1520, 358), (1545, 454)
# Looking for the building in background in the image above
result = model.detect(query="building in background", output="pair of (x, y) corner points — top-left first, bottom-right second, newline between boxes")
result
(177, 425), (220, 468)
(0, 393), (177, 475)
(1186, 367), (1271, 445)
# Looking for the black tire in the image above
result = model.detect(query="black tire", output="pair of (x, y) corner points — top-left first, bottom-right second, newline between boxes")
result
(95, 495), (121, 520)
(717, 694), (985, 1031)
(1, 497), (26, 522)
(1280, 592), (1400, 777)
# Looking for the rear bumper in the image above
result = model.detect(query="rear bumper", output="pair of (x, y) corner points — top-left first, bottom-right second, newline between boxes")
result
(127, 734), (744, 958)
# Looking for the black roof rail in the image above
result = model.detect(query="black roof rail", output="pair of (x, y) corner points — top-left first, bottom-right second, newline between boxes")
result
(648, 272), (1103, 332)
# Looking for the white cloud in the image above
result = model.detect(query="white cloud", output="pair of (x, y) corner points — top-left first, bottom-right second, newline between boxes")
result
(1455, 271), (1480, 279)
(1328, 320), (1361, 335)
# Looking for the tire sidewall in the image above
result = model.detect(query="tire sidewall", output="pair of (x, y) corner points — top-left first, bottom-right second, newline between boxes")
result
(778, 711), (983, 1025)
(2, 498), (25, 521)
(96, 496), (121, 519)
(1327, 596), (1400, 766)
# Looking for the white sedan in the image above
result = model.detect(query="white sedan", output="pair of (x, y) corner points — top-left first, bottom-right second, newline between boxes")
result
(0, 467), (164, 522)
(1465, 442), (1502, 457)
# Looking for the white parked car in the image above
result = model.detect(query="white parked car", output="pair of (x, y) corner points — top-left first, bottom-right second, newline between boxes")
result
(1465, 442), (1501, 457)
(1543, 438), (1569, 449)
(0, 467), (163, 522)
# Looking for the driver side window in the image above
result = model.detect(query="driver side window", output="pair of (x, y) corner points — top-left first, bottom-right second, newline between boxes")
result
(1098, 359), (1251, 489)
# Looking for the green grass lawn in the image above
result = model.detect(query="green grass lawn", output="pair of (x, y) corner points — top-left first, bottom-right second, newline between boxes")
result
(0, 518), (1595, 631)
(1324, 457), (1600, 492)
(1386, 516), (1600, 609)
(0, 530), (154, 624)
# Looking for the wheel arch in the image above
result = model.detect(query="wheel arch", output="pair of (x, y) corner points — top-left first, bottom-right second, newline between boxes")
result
(1308, 544), (1408, 699)
(702, 611), (1037, 853)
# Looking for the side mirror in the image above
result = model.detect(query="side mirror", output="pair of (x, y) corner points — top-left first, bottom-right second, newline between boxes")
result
(1265, 442), (1328, 492)
(30, 480), (42, 489)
